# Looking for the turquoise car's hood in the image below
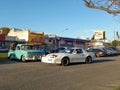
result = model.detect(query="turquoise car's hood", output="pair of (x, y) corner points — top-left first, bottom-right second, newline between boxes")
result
(22, 50), (44, 54)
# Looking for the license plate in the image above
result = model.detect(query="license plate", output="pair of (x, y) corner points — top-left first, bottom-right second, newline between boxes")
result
(48, 59), (52, 61)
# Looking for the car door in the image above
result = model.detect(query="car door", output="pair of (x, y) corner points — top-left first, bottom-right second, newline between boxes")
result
(71, 49), (86, 63)
(15, 46), (21, 59)
(76, 49), (86, 62)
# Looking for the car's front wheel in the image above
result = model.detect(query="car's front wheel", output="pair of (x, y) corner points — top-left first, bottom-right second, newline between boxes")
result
(85, 56), (92, 64)
(21, 56), (26, 62)
(61, 57), (69, 66)
(9, 55), (13, 60)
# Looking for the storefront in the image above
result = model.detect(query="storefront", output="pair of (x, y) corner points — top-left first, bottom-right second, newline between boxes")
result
(7, 28), (45, 44)
(0, 34), (6, 49)
(57, 37), (90, 48)
(44, 35), (90, 49)
(0, 34), (8, 59)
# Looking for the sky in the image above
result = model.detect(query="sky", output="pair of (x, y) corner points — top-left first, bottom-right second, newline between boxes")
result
(0, 0), (120, 40)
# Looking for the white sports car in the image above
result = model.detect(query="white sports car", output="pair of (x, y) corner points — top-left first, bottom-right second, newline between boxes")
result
(41, 47), (95, 66)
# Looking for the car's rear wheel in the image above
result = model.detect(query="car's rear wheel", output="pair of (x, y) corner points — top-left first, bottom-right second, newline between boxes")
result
(21, 56), (26, 62)
(61, 57), (69, 66)
(85, 56), (92, 64)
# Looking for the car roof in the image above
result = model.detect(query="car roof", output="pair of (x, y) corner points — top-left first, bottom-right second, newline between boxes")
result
(17, 44), (33, 46)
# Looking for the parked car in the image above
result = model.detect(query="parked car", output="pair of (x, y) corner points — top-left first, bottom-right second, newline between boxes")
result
(38, 47), (52, 55)
(57, 47), (71, 53)
(105, 47), (118, 56)
(8, 44), (45, 61)
(86, 48), (108, 57)
(41, 47), (95, 66)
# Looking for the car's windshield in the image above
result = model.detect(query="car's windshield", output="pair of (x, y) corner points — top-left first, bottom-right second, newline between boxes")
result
(21, 45), (36, 50)
(58, 49), (74, 53)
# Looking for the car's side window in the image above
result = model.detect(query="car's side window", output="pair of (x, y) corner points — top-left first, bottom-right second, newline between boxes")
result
(70, 49), (74, 53)
(77, 49), (83, 54)
(72, 49), (83, 54)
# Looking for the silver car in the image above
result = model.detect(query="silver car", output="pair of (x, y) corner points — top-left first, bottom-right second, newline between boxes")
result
(41, 47), (95, 66)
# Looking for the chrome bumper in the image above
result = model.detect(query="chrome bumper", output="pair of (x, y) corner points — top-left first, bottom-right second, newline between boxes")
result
(25, 55), (42, 60)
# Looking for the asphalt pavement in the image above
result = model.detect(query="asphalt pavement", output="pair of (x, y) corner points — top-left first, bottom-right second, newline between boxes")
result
(0, 55), (120, 90)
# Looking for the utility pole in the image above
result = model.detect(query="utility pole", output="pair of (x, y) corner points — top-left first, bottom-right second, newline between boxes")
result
(114, 31), (116, 40)
(59, 28), (69, 48)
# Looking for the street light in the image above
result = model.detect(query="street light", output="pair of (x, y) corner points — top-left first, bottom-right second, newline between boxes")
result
(59, 28), (69, 48)
(61, 28), (69, 37)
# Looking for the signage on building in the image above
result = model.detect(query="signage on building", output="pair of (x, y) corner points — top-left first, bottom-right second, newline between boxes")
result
(29, 32), (44, 43)
(94, 30), (105, 40)
(31, 37), (43, 42)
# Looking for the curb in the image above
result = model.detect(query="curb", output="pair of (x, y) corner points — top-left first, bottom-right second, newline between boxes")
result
(0, 58), (8, 60)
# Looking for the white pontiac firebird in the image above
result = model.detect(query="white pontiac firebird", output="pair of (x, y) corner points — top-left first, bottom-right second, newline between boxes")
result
(41, 47), (95, 66)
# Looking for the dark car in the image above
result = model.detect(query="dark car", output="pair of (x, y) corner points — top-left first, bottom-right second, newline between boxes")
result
(86, 48), (108, 57)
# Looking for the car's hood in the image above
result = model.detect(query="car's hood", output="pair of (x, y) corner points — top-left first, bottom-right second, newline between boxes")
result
(22, 50), (44, 54)
(45, 53), (69, 57)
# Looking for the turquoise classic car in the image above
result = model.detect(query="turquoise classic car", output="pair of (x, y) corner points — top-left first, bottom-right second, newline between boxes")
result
(8, 44), (45, 61)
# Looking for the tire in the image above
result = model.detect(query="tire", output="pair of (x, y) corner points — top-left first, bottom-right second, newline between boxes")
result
(85, 56), (92, 64)
(21, 56), (26, 62)
(61, 57), (69, 66)
(9, 55), (13, 60)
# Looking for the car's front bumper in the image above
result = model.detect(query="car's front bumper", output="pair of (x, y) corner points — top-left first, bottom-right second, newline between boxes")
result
(41, 57), (61, 64)
(25, 55), (42, 60)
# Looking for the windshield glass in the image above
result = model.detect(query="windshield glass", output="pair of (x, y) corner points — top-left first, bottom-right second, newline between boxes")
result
(21, 45), (36, 50)
(58, 49), (74, 53)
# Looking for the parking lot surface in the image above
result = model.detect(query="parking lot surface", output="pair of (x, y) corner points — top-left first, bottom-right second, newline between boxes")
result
(0, 55), (120, 90)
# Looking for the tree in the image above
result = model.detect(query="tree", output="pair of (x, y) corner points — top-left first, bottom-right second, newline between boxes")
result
(83, 0), (120, 15)
(0, 27), (10, 35)
(111, 40), (120, 46)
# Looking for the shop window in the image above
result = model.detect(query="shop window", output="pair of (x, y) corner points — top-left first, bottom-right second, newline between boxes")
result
(53, 40), (55, 44)
(49, 40), (52, 42)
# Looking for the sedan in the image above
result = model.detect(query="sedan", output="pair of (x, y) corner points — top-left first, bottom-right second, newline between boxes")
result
(86, 48), (108, 57)
(41, 47), (95, 66)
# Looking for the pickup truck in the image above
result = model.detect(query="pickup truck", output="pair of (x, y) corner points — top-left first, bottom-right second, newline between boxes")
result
(8, 44), (45, 61)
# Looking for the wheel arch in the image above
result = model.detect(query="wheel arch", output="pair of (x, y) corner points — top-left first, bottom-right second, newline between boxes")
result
(21, 55), (25, 60)
(85, 55), (92, 63)
(61, 56), (70, 66)
(8, 54), (13, 60)
(87, 55), (92, 59)
(61, 56), (70, 61)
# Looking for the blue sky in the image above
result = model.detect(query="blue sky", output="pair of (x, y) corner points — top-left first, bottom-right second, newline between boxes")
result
(0, 0), (120, 40)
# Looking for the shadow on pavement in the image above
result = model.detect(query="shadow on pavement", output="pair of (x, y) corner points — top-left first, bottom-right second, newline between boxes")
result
(0, 59), (21, 65)
(92, 59), (115, 64)
(67, 59), (115, 66)
(0, 59), (41, 65)
(0, 59), (115, 65)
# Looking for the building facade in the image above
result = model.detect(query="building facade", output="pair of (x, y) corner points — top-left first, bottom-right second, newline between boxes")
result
(29, 32), (44, 44)
(44, 34), (90, 49)
(7, 28), (29, 42)
(7, 28), (44, 44)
